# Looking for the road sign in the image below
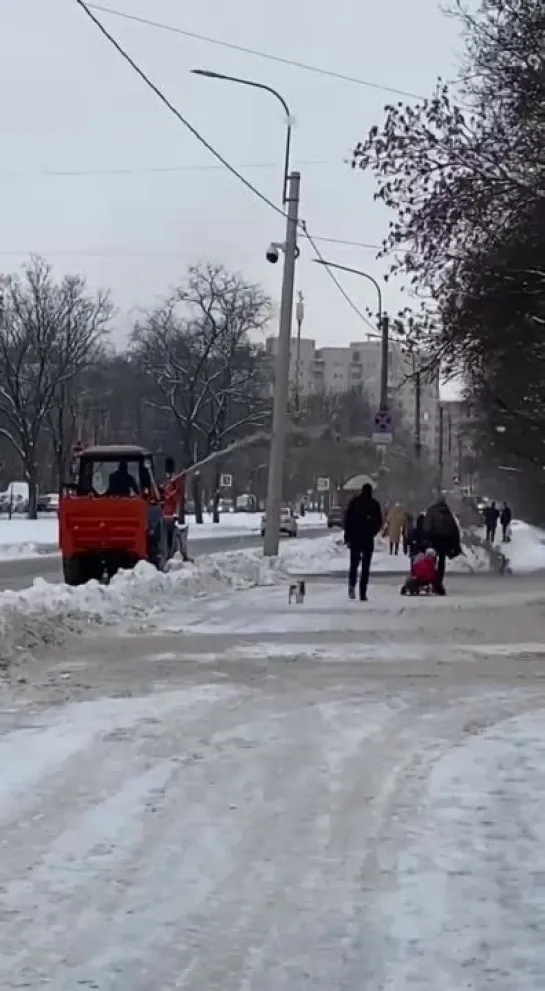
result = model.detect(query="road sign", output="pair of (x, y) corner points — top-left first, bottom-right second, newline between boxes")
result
(220, 473), (233, 488)
(372, 407), (393, 445)
(316, 476), (330, 492)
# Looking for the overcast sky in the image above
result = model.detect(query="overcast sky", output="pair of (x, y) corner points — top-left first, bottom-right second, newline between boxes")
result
(3, 0), (462, 348)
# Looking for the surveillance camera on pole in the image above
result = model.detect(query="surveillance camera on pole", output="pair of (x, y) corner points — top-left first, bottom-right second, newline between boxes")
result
(266, 241), (300, 265)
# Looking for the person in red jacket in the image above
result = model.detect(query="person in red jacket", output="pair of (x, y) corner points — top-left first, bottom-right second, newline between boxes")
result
(160, 458), (190, 561)
(401, 548), (438, 596)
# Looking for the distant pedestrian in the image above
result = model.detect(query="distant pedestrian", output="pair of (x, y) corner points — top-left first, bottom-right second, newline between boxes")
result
(483, 501), (500, 543)
(385, 503), (405, 555)
(500, 502), (512, 542)
(402, 511), (414, 555)
(344, 482), (383, 601)
(423, 494), (461, 595)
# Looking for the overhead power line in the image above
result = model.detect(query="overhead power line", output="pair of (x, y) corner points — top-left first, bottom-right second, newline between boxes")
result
(86, 3), (426, 102)
(73, 0), (287, 223)
(73, 0), (382, 333)
(0, 236), (381, 256)
(0, 159), (335, 178)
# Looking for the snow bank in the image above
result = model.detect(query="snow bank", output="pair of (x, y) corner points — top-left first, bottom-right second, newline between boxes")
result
(507, 520), (545, 572)
(0, 518), (58, 559)
(280, 533), (491, 576)
(0, 549), (287, 666)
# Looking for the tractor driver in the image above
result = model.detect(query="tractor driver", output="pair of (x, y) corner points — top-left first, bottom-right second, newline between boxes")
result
(106, 459), (139, 497)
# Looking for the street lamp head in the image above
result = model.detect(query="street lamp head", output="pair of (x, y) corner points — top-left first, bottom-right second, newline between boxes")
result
(191, 69), (223, 79)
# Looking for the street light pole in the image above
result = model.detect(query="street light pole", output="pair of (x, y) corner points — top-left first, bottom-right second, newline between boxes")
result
(191, 68), (298, 556)
(438, 403), (444, 492)
(312, 259), (388, 405)
(263, 171), (301, 556)
(294, 290), (305, 412)
(191, 69), (292, 204)
(413, 354), (422, 459)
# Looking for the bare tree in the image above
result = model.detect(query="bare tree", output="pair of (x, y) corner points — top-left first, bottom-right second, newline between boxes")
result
(132, 263), (273, 470)
(0, 257), (111, 516)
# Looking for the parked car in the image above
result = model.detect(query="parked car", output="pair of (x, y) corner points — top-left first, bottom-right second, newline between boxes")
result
(261, 507), (298, 537)
(327, 505), (344, 529)
(39, 492), (59, 513)
(235, 493), (257, 512)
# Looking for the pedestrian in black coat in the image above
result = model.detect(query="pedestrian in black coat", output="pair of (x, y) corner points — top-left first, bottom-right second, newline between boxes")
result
(500, 502), (512, 542)
(344, 483), (383, 601)
(423, 496), (461, 595)
(483, 501), (500, 543)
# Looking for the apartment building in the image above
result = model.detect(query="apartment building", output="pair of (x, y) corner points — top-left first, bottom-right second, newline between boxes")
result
(266, 335), (441, 456)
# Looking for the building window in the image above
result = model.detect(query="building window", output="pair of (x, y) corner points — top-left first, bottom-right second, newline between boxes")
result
(352, 350), (360, 362)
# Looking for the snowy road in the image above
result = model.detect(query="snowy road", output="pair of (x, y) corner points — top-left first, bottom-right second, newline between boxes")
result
(2, 571), (545, 988)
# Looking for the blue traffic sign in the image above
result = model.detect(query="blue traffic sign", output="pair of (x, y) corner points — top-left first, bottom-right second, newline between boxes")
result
(374, 408), (393, 432)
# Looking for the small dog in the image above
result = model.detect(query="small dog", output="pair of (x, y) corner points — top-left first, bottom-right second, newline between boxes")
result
(288, 579), (306, 604)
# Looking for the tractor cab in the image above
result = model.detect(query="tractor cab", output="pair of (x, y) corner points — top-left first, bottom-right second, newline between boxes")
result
(69, 445), (160, 501)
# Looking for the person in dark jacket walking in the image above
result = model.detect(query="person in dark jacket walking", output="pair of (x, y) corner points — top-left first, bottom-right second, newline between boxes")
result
(500, 502), (512, 542)
(423, 495), (461, 595)
(344, 482), (383, 601)
(483, 501), (500, 543)
(406, 513), (428, 560)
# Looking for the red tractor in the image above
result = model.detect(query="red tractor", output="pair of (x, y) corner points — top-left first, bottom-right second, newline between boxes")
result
(59, 444), (186, 585)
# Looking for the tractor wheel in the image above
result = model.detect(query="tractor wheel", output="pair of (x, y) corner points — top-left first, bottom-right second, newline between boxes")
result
(62, 555), (87, 586)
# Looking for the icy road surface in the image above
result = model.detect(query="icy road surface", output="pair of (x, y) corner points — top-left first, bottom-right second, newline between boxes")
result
(2, 573), (545, 989)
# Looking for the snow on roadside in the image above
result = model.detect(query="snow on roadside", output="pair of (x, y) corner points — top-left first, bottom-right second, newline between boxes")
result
(506, 520), (545, 571)
(0, 518), (58, 559)
(0, 549), (287, 665)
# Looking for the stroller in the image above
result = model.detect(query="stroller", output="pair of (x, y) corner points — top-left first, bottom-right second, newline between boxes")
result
(401, 548), (438, 596)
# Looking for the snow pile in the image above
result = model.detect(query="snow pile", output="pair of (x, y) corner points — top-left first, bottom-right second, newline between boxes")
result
(507, 520), (545, 572)
(0, 549), (287, 665)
